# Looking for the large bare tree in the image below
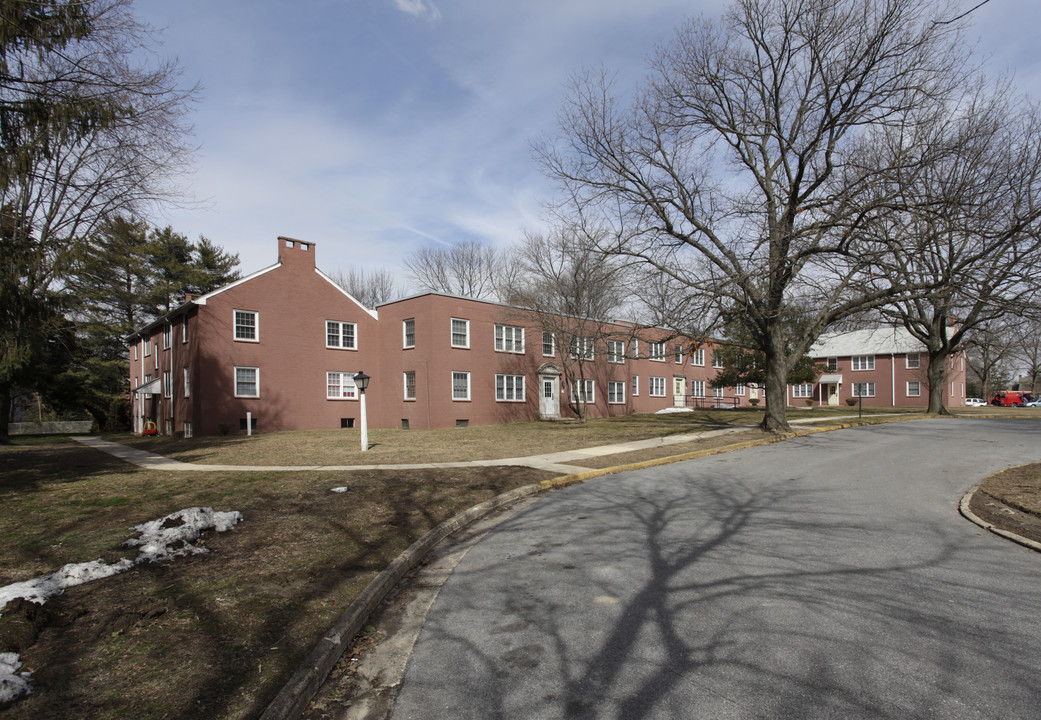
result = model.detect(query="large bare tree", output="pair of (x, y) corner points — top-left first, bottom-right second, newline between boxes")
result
(537, 0), (971, 431)
(329, 266), (402, 309)
(403, 238), (512, 301)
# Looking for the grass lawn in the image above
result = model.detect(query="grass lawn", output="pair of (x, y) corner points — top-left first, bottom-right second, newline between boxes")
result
(0, 406), (1020, 720)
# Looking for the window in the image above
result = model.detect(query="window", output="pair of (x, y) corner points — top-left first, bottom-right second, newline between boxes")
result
(714, 386), (725, 398)
(691, 380), (706, 397)
(827, 357), (838, 372)
(326, 372), (358, 400)
(691, 348), (705, 366)
(163, 324), (171, 349)
(791, 383), (814, 398)
(451, 318), (469, 348)
(452, 371), (470, 400)
(542, 331), (555, 357)
(184, 422), (192, 439)
(852, 355), (875, 371)
(234, 367), (259, 397)
(907, 380), (921, 397)
(494, 325), (525, 353)
(133, 345), (138, 361)
(631, 375), (639, 396)
(403, 319), (415, 348)
(608, 381), (626, 404)
(404, 371), (416, 400)
(163, 370), (171, 398)
(182, 317), (189, 343)
(234, 310), (258, 341)
(144, 339), (151, 357)
(495, 374), (525, 402)
(631, 339), (639, 359)
(184, 368), (190, 398)
(326, 320), (357, 349)
(649, 377), (666, 397)
(853, 382), (875, 397)
(711, 352), (723, 369)
(735, 383), (746, 396)
(570, 379), (595, 404)
(608, 340), (625, 364)
(570, 337), (594, 361)
(906, 353), (920, 369)
(649, 342), (665, 361)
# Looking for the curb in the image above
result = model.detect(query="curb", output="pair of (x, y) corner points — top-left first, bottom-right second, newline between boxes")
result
(259, 413), (934, 720)
(959, 487), (1041, 554)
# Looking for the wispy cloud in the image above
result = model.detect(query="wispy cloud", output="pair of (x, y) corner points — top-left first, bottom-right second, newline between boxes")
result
(393, 0), (441, 21)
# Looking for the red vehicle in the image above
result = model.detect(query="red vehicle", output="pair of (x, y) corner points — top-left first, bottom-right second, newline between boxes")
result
(990, 391), (1035, 407)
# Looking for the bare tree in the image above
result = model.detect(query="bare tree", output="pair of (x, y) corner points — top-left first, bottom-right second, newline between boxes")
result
(1013, 317), (1041, 396)
(403, 238), (510, 300)
(328, 266), (402, 309)
(537, 0), (971, 431)
(964, 320), (1017, 399)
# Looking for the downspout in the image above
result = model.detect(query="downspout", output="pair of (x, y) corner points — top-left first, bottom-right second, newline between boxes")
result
(891, 353), (896, 407)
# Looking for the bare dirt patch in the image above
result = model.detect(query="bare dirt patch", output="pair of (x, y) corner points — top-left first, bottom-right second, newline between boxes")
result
(969, 463), (1041, 546)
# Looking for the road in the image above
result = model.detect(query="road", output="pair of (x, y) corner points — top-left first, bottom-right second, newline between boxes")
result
(389, 418), (1041, 719)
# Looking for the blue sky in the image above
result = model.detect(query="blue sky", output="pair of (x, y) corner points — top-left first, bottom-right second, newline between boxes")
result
(132, 0), (1041, 282)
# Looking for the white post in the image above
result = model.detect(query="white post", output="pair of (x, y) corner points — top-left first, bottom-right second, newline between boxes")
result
(359, 391), (368, 451)
(246, 411), (252, 436)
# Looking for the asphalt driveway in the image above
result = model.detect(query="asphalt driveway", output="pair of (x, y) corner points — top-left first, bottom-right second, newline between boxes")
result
(390, 418), (1041, 719)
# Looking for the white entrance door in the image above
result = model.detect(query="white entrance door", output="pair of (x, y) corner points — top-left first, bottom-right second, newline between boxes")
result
(541, 376), (560, 418)
(828, 384), (839, 405)
(673, 376), (686, 407)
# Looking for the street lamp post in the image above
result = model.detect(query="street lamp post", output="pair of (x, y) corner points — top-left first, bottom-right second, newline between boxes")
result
(354, 371), (371, 451)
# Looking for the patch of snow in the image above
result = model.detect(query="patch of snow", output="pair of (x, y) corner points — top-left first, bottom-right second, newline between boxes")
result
(0, 507), (243, 617)
(655, 407), (693, 414)
(330, 486), (350, 493)
(0, 653), (31, 704)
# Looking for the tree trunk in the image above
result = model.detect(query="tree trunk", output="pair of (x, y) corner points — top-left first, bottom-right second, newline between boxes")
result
(926, 349), (950, 415)
(760, 326), (792, 433)
(0, 381), (13, 445)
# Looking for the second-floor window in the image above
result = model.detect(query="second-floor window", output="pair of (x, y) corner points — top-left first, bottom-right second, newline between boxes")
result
(451, 318), (470, 348)
(649, 342), (665, 361)
(542, 331), (555, 357)
(852, 355), (875, 371)
(571, 337), (594, 361)
(608, 340), (625, 364)
(495, 325), (525, 353)
(326, 321), (357, 349)
(691, 348), (705, 366)
(403, 319), (415, 348)
(235, 310), (258, 341)
(163, 324), (171, 349)
(906, 353), (920, 369)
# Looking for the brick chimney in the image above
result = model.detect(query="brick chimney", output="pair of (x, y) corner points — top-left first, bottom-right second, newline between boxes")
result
(278, 236), (316, 269)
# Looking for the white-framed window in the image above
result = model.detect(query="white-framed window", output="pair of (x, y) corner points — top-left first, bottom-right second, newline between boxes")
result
(691, 379), (706, 397)
(495, 374), (525, 402)
(404, 371), (417, 400)
(452, 371), (470, 400)
(713, 386), (725, 398)
(154, 349), (158, 370)
(691, 348), (705, 366)
(906, 353), (920, 369)
(853, 382), (875, 397)
(631, 339), (639, 359)
(852, 355), (875, 371)
(133, 345), (138, 361)
(570, 379), (595, 404)
(608, 381), (626, 404)
(649, 342), (665, 361)
(326, 371), (358, 400)
(326, 320), (357, 349)
(570, 336), (594, 361)
(451, 318), (470, 348)
(184, 368), (191, 398)
(494, 324), (525, 353)
(163, 324), (171, 349)
(631, 375), (639, 396)
(649, 376), (666, 397)
(542, 331), (555, 357)
(827, 357), (838, 372)
(144, 339), (151, 357)
(711, 351), (723, 369)
(608, 340), (625, 364)
(791, 383), (813, 398)
(234, 310), (258, 342)
(735, 383), (746, 396)
(163, 370), (172, 398)
(182, 317), (189, 343)
(234, 366), (259, 397)
(184, 422), (192, 439)
(403, 318), (415, 348)
(674, 344), (684, 364)
(907, 380), (921, 397)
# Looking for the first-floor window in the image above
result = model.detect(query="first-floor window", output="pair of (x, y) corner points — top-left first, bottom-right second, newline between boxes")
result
(235, 366), (259, 397)
(496, 374), (525, 402)
(713, 385), (724, 398)
(631, 375), (639, 396)
(907, 380), (921, 397)
(571, 378), (595, 403)
(691, 380), (706, 398)
(853, 382), (875, 397)
(184, 421), (193, 439)
(184, 368), (191, 397)
(404, 371), (417, 400)
(649, 376), (666, 397)
(608, 381), (625, 404)
(327, 371), (358, 400)
(163, 370), (172, 398)
(735, 383), (746, 396)
(791, 383), (813, 398)
(452, 371), (470, 400)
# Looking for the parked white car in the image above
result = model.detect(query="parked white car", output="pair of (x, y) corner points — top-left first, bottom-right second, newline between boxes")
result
(964, 398), (987, 407)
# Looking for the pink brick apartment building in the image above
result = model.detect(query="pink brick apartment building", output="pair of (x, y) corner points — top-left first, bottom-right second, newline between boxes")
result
(127, 238), (961, 436)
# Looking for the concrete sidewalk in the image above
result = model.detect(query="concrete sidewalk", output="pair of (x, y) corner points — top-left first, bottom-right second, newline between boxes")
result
(73, 416), (867, 475)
